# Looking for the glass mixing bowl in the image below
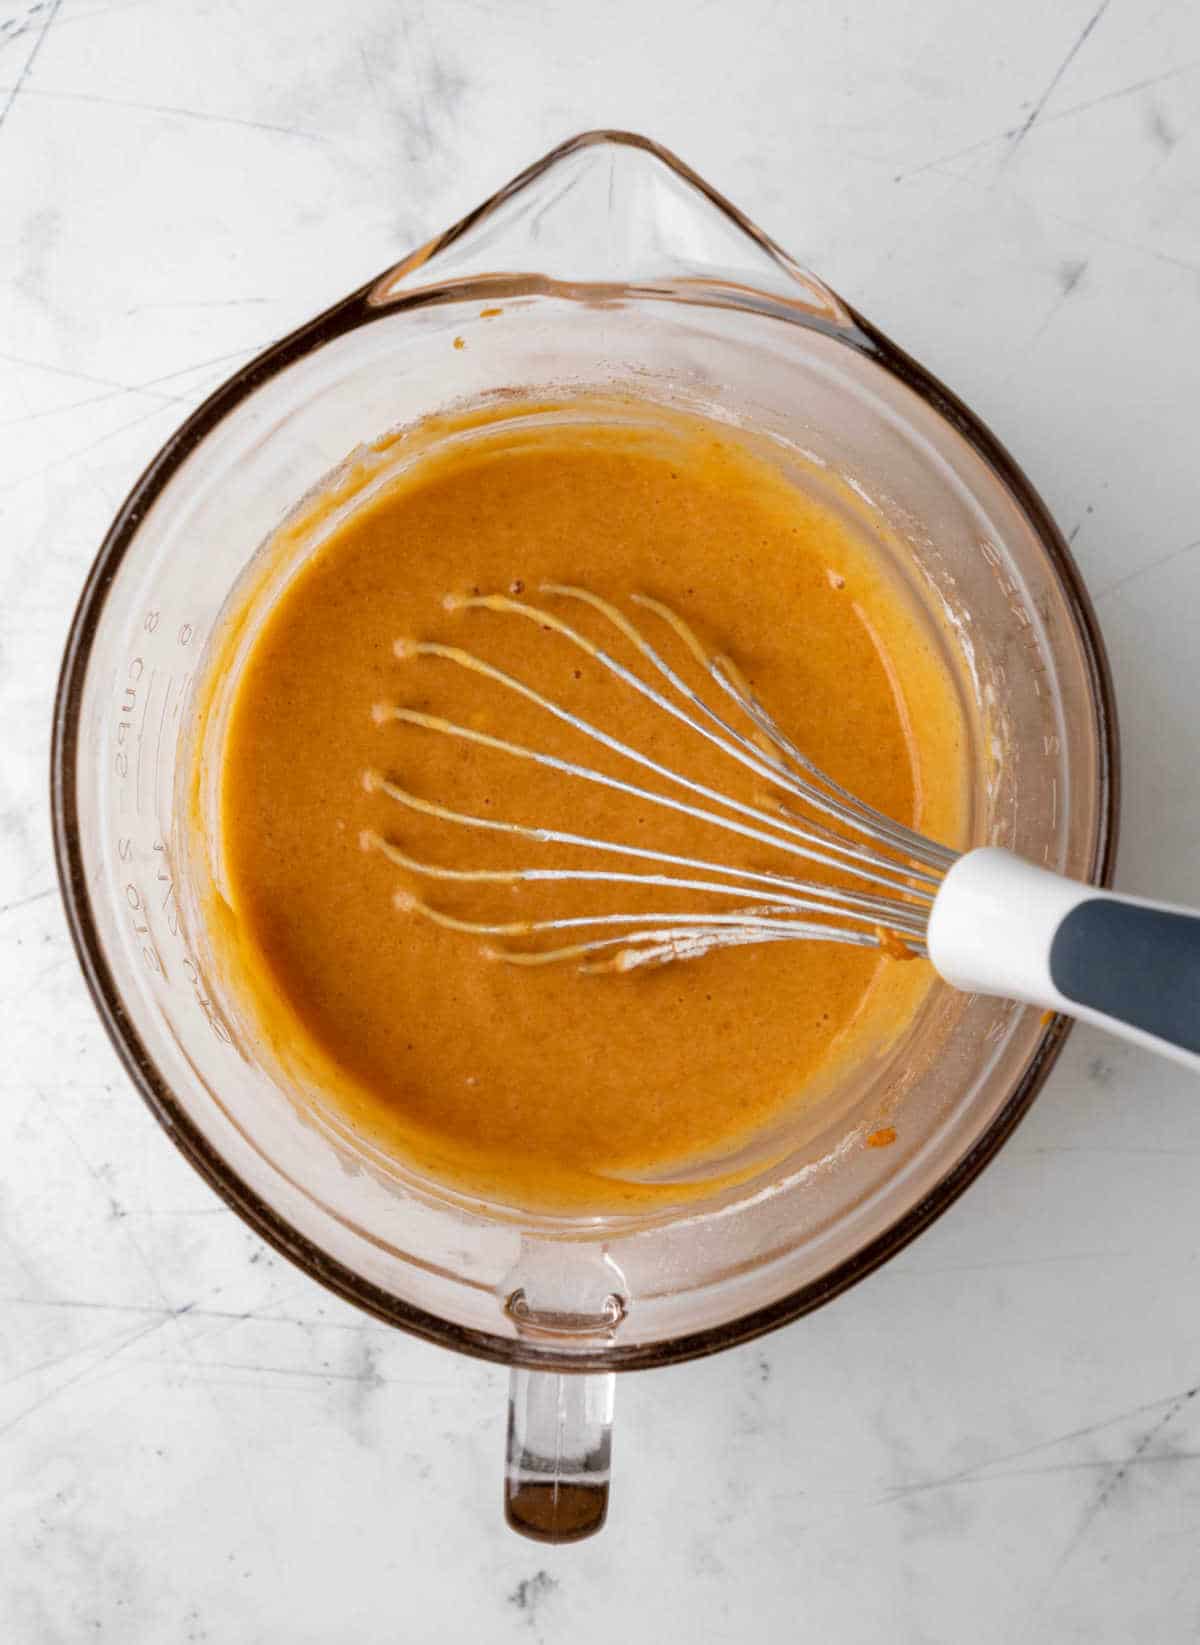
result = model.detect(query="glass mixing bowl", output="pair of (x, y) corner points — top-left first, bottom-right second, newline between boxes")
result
(51, 131), (1117, 1542)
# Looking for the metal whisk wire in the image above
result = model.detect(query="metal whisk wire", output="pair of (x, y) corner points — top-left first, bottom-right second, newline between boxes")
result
(362, 585), (956, 972)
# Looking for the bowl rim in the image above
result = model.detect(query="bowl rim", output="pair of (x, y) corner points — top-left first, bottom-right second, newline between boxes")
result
(50, 131), (1119, 1373)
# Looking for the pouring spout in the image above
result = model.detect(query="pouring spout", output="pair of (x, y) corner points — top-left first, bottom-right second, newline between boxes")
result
(369, 128), (856, 331)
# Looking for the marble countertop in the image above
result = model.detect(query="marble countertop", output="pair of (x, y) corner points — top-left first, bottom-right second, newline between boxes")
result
(3, 1), (1200, 1639)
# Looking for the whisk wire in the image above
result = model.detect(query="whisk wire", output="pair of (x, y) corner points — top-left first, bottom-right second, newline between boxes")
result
(362, 829), (932, 938)
(377, 703), (937, 898)
(371, 588), (954, 968)
(445, 589), (945, 882)
(623, 591), (954, 871)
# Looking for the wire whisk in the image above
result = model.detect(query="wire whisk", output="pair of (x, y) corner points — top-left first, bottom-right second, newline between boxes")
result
(356, 582), (1200, 1069)
(361, 584), (956, 973)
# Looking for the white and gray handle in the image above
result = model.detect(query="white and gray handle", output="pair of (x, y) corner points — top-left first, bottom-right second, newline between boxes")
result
(927, 847), (1200, 1070)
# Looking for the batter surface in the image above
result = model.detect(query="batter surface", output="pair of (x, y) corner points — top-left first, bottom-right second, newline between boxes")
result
(200, 399), (967, 1212)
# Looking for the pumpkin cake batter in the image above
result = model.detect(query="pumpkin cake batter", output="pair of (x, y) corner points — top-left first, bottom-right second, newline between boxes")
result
(194, 398), (968, 1212)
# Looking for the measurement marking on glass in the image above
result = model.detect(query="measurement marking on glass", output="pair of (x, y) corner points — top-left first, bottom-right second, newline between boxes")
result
(134, 666), (157, 818)
(154, 838), (178, 934)
(173, 670), (192, 721)
(155, 675), (174, 814)
(115, 655), (144, 808)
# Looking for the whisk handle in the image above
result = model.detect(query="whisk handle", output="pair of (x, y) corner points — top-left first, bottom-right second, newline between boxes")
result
(927, 847), (1200, 1071)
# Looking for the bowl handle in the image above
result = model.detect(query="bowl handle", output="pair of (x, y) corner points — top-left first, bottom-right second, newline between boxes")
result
(504, 1366), (615, 1543)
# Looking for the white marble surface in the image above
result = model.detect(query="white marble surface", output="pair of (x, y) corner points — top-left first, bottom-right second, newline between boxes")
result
(3, 1), (1200, 1638)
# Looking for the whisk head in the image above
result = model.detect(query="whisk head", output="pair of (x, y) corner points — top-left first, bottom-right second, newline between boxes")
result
(361, 585), (957, 973)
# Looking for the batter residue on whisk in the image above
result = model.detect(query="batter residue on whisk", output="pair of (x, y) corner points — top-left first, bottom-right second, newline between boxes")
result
(196, 397), (967, 1212)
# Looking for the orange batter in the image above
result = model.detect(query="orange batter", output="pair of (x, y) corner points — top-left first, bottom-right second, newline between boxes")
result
(193, 398), (967, 1212)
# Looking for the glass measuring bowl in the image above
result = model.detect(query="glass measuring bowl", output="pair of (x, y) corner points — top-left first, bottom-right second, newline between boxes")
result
(52, 131), (1117, 1543)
